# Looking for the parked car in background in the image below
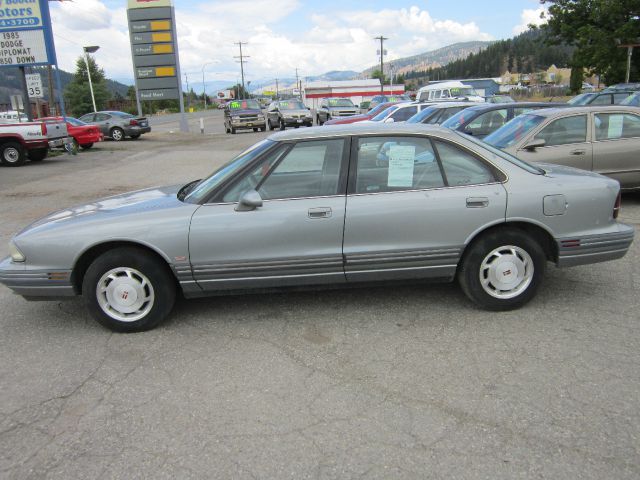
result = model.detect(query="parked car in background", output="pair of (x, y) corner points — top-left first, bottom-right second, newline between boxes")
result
(602, 83), (640, 92)
(358, 100), (371, 112)
(1, 123), (632, 331)
(368, 94), (411, 110)
(266, 99), (312, 130)
(484, 105), (640, 190)
(0, 117), (71, 166)
(362, 102), (433, 124)
(324, 101), (402, 126)
(484, 95), (515, 103)
(417, 81), (485, 103)
(0, 110), (28, 123)
(223, 99), (266, 134)
(78, 111), (150, 141)
(621, 92), (640, 106)
(406, 102), (475, 125)
(316, 98), (359, 125)
(40, 116), (103, 150)
(440, 102), (564, 138)
(567, 91), (634, 106)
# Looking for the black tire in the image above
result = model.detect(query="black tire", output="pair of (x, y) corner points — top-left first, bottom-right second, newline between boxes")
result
(27, 147), (48, 162)
(268, 119), (274, 131)
(457, 229), (546, 311)
(110, 127), (125, 141)
(230, 126), (236, 134)
(253, 128), (259, 132)
(82, 247), (176, 332)
(279, 119), (286, 131)
(260, 126), (266, 132)
(0, 141), (26, 167)
(80, 143), (94, 150)
(317, 115), (323, 126)
(130, 134), (141, 139)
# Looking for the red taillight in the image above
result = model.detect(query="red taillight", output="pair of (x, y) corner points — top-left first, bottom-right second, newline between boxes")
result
(129, 119), (138, 126)
(41, 122), (47, 135)
(613, 192), (621, 219)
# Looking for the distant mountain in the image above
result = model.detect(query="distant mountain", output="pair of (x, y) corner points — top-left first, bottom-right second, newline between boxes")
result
(0, 67), (131, 104)
(361, 41), (493, 77)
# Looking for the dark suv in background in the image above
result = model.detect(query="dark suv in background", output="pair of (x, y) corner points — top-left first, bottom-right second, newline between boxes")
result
(266, 99), (312, 130)
(316, 98), (359, 125)
(223, 99), (266, 134)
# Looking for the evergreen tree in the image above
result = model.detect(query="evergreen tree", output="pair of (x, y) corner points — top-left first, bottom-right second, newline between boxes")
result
(64, 56), (111, 115)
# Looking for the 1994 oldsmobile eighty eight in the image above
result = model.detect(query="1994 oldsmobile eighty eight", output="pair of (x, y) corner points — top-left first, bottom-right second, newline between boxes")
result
(0, 124), (634, 332)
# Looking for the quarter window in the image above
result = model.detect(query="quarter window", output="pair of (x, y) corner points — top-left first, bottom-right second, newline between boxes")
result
(466, 109), (507, 136)
(433, 141), (496, 186)
(594, 113), (640, 140)
(535, 115), (587, 146)
(355, 137), (443, 193)
(390, 106), (418, 121)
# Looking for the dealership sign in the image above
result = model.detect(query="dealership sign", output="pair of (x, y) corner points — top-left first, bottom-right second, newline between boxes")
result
(0, 0), (56, 68)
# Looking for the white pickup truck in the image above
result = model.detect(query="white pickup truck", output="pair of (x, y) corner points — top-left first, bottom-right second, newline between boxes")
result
(0, 118), (72, 167)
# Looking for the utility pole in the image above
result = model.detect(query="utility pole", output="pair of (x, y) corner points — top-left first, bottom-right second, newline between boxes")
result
(184, 72), (190, 108)
(375, 35), (388, 95)
(234, 41), (249, 99)
(275, 78), (279, 98)
(295, 68), (300, 97)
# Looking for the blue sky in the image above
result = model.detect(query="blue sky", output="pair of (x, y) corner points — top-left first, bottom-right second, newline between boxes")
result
(49, 0), (547, 87)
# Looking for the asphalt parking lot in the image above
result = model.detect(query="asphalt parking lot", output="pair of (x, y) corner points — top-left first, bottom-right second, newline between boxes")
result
(1, 111), (639, 479)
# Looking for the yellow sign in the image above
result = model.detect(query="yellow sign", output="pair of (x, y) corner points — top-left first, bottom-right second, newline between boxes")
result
(152, 43), (173, 54)
(151, 32), (171, 42)
(155, 66), (175, 77)
(127, 0), (172, 8)
(150, 20), (170, 31)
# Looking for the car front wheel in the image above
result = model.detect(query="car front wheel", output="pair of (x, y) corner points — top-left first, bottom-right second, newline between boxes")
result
(457, 229), (545, 311)
(82, 247), (176, 332)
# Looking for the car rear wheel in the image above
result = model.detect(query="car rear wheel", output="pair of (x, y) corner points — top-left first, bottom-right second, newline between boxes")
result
(457, 229), (545, 311)
(268, 119), (274, 131)
(80, 143), (94, 149)
(279, 119), (286, 131)
(110, 127), (125, 141)
(82, 247), (176, 332)
(27, 147), (48, 162)
(1, 142), (26, 166)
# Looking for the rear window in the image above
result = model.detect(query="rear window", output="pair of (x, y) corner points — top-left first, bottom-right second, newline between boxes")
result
(111, 112), (135, 118)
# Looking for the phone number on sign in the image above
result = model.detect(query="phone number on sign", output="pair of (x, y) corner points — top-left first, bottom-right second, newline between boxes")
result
(0, 18), (40, 27)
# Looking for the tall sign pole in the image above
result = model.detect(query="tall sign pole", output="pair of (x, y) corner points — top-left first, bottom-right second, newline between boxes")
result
(127, 0), (188, 131)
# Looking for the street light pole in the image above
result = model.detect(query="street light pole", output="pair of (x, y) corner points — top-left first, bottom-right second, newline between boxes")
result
(83, 46), (100, 113)
(201, 61), (216, 110)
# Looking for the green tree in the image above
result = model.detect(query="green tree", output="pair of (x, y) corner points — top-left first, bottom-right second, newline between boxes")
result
(570, 66), (584, 93)
(64, 55), (111, 115)
(371, 69), (389, 84)
(542, 0), (640, 84)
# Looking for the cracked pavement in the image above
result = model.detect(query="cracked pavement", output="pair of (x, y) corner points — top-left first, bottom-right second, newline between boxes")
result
(1, 112), (639, 479)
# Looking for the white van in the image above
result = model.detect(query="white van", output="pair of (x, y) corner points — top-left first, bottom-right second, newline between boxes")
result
(0, 110), (28, 123)
(417, 81), (484, 103)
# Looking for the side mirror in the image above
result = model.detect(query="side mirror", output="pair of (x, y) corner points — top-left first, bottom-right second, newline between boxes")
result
(523, 138), (546, 151)
(384, 117), (395, 123)
(235, 189), (263, 211)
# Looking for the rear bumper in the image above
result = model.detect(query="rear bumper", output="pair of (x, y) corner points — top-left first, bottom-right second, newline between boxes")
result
(123, 126), (151, 136)
(48, 137), (73, 148)
(556, 224), (635, 267)
(0, 256), (75, 297)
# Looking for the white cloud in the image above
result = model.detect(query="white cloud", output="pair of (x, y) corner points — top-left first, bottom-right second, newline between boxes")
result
(47, 1), (495, 88)
(513, 7), (547, 35)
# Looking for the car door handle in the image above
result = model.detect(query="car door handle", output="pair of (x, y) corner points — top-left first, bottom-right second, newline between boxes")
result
(466, 197), (489, 208)
(570, 149), (586, 155)
(308, 207), (332, 219)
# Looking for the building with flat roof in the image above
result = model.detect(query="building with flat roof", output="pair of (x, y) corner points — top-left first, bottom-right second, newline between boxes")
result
(302, 79), (405, 109)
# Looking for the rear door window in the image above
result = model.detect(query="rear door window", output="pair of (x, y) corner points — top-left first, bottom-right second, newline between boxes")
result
(594, 113), (640, 140)
(590, 94), (612, 105)
(535, 115), (588, 146)
(433, 140), (497, 186)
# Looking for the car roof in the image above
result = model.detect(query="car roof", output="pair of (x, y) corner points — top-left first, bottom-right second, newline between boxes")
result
(516, 105), (640, 118)
(462, 102), (564, 113)
(425, 102), (475, 109)
(269, 123), (456, 141)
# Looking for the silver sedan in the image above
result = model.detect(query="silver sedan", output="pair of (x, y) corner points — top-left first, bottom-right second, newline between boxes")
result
(0, 124), (633, 331)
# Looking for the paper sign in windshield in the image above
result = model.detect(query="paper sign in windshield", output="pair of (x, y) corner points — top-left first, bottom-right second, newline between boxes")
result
(608, 115), (624, 139)
(388, 145), (415, 187)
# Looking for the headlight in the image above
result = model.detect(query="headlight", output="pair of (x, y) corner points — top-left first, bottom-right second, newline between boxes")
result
(8, 241), (25, 262)
(231, 116), (240, 121)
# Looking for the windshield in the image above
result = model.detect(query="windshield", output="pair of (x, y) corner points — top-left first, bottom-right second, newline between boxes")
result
(450, 87), (478, 97)
(484, 114), (546, 149)
(440, 108), (474, 129)
(459, 131), (545, 175)
(621, 93), (640, 106)
(406, 106), (438, 123)
(371, 105), (399, 121)
(228, 99), (261, 110)
(278, 100), (306, 110)
(567, 93), (596, 105)
(367, 102), (393, 116)
(328, 99), (354, 107)
(66, 117), (86, 126)
(184, 139), (275, 203)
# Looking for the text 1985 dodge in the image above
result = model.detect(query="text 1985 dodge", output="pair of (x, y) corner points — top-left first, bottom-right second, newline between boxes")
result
(0, 124), (634, 331)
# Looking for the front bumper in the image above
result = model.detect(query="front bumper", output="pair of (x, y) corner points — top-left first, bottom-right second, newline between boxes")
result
(282, 117), (312, 126)
(230, 120), (266, 130)
(0, 256), (75, 297)
(556, 223), (635, 267)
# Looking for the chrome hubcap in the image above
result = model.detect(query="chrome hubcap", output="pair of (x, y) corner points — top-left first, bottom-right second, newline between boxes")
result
(4, 147), (19, 163)
(479, 245), (533, 299)
(96, 267), (155, 322)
